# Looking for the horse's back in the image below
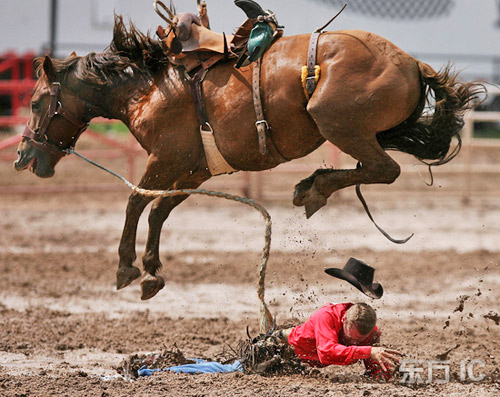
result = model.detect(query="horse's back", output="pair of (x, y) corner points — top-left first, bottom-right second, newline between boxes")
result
(266, 29), (419, 102)
(202, 29), (420, 168)
(325, 29), (415, 69)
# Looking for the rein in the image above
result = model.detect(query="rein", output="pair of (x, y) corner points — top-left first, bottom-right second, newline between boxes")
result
(22, 82), (89, 159)
(355, 162), (413, 244)
(65, 147), (274, 334)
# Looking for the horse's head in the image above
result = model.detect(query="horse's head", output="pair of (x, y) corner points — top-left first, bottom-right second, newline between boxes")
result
(14, 55), (90, 178)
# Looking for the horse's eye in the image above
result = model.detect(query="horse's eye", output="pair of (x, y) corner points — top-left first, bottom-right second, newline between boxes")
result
(31, 101), (40, 112)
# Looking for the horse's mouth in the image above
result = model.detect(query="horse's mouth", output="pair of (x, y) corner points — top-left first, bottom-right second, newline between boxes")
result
(14, 150), (55, 178)
(14, 154), (36, 172)
(14, 156), (41, 175)
(28, 157), (38, 173)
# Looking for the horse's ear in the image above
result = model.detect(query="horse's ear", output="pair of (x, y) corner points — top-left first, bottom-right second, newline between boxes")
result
(42, 56), (56, 80)
(69, 51), (77, 58)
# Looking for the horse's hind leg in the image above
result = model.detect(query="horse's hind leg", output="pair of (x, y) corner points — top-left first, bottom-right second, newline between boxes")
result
(294, 129), (401, 218)
(140, 168), (211, 300)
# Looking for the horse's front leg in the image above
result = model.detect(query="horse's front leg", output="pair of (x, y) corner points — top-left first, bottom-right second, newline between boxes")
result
(116, 192), (156, 290)
(141, 169), (211, 300)
(116, 155), (183, 291)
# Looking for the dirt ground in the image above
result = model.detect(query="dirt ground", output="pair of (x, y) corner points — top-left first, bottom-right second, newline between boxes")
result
(0, 150), (499, 396)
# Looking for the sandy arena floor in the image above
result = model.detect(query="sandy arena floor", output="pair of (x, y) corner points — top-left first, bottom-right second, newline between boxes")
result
(0, 152), (499, 396)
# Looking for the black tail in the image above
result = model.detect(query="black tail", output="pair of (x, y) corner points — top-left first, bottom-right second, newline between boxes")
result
(376, 61), (485, 167)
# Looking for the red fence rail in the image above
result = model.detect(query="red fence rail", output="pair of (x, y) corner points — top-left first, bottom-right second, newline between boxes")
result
(0, 51), (36, 128)
(0, 117), (145, 193)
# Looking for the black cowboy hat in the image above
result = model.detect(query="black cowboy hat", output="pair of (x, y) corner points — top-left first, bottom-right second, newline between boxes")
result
(325, 258), (383, 299)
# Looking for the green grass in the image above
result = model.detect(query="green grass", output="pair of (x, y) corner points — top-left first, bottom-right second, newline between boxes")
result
(473, 128), (500, 139)
(89, 121), (129, 134)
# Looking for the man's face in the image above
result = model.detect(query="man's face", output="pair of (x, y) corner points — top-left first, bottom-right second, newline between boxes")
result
(342, 322), (372, 346)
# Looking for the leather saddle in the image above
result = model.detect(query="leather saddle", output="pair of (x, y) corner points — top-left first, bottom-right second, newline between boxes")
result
(156, 0), (282, 72)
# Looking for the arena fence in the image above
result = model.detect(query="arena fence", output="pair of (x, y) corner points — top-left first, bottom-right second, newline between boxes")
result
(0, 52), (36, 127)
(1, 110), (499, 201)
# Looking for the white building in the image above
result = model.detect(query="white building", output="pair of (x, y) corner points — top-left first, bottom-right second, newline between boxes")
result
(1, 0), (499, 82)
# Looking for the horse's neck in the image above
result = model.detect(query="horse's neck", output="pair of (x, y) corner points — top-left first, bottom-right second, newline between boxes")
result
(92, 65), (185, 145)
(121, 66), (185, 126)
(80, 75), (151, 125)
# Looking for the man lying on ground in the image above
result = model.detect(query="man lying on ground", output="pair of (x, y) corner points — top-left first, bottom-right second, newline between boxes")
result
(276, 302), (402, 380)
(136, 258), (400, 379)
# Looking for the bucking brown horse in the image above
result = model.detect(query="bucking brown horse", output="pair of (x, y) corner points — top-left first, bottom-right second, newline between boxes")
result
(14, 6), (482, 300)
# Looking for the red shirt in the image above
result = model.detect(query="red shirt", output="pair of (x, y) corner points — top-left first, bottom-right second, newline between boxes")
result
(288, 303), (381, 367)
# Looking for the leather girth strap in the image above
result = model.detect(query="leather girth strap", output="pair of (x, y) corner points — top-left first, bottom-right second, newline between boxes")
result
(186, 68), (210, 128)
(302, 4), (347, 100)
(252, 57), (268, 155)
(185, 68), (237, 175)
(252, 58), (288, 162)
(184, 58), (288, 174)
(303, 31), (321, 100)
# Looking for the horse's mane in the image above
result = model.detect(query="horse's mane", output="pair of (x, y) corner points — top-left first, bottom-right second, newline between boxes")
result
(108, 15), (166, 74)
(36, 15), (166, 86)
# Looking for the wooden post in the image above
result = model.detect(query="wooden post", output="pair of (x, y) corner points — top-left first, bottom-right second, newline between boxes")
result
(49, 0), (58, 56)
(462, 113), (473, 203)
(243, 172), (263, 201)
(128, 134), (136, 183)
(329, 143), (342, 199)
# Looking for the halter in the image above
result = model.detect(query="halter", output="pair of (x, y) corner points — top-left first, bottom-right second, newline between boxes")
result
(22, 82), (89, 159)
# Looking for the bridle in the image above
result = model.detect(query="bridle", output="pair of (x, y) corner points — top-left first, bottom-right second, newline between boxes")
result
(22, 82), (89, 159)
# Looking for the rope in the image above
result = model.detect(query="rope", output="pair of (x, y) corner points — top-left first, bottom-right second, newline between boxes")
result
(66, 148), (274, 333)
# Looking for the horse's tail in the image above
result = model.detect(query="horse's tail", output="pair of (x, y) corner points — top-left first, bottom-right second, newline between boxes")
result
(376, 60), (485, 166)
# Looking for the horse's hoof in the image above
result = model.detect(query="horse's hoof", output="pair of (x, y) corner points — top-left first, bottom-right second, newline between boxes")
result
(304, 191), (327, 219)
(140, 274), (165, 300)
(116, 266), (141, 290)
(293, 181), (313, 207)
(293, 190), (306, 207)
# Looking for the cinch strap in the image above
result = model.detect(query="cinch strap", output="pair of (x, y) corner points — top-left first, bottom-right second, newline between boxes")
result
(301, 31), (321, 100)
(252, 58), (288, 162)
(185, 69), (237, 176)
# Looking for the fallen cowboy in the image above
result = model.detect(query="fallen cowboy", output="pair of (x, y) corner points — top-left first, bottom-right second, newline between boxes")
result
(120, 258), (401, 381)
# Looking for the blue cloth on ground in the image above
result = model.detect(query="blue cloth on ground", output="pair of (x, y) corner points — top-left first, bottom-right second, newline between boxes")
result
(138, 358), (243, 377)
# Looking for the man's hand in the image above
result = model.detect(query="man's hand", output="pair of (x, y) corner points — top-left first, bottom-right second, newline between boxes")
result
(370, 347), (402, 372)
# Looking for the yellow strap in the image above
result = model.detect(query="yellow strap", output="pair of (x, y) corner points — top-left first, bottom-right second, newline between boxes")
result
(314, 65), (321, 82)
(301, 65), (321, 100)
(301, 66), (309, 99)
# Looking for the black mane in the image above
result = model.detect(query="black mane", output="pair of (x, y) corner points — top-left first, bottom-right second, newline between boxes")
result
(37, 15), (167, 86)
(109, 15), (166, 74)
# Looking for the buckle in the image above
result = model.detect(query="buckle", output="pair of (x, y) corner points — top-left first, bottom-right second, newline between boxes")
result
(200, 122), (213, 134)
(255, 119), (269, 130)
